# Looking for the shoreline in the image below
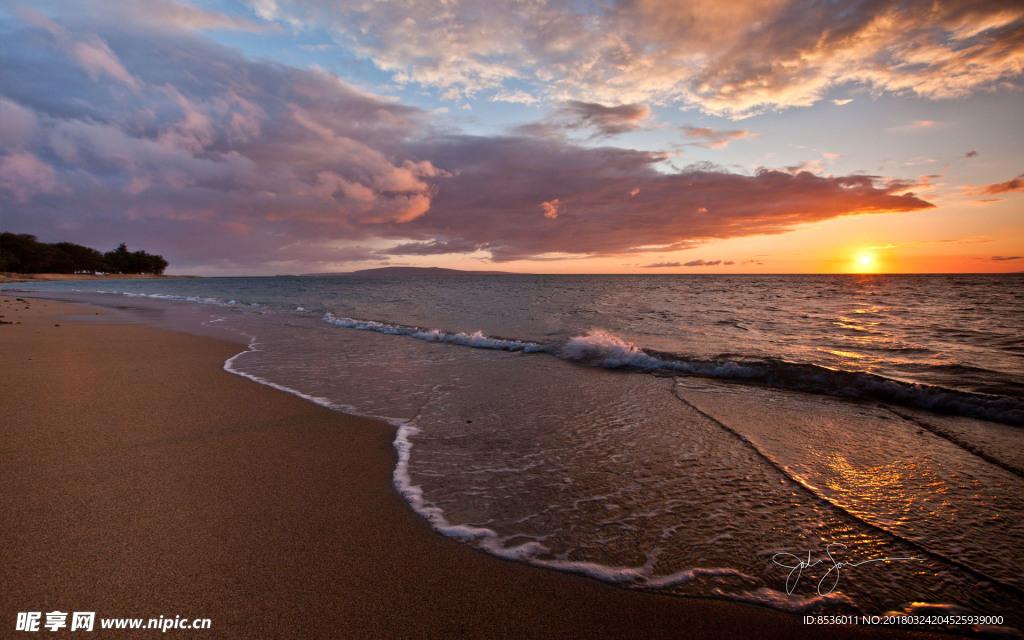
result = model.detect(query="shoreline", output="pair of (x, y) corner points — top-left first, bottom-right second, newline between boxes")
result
(0, 296), (946, 638)
(0, 273), (199, 283)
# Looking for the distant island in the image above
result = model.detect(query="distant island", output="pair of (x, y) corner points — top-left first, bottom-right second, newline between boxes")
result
(302, 266), (520, 276)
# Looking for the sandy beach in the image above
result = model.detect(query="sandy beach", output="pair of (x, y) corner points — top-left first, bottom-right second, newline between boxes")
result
(0, 296), (947, 639)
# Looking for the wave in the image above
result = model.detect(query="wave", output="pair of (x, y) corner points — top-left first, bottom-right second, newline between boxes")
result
(101, 290), (267, 308)
(560, 329), (761, 377)
(319, 315), (1023, 426)
(392, 420), (855, 610)
(322, 312), (548, 353)
(559, 330), (1024, 426)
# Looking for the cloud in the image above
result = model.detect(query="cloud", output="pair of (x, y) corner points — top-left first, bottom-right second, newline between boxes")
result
(991, 255), (1023, 261)
(523, 101), (652, 137)
(16, 6), (142, 90)
(682, 259), (735, 267)
(556, 101), (652, 136)
(966, 149), (979, 158)
(20, 0), (270, 33)
(886, 120), (947, 133)
(0, 9), (937, 273)
(386, 136), (935, 261)
(1, 13), (442, 268)
(981, 173), (1024, 194)
(642, 259), (742, 268)
(246, 0), (1024, 116)
(117, 0), (271, 32)
(641, 259), (737, 267)
(0, 151), (59, 202)
(540, 199), (562, 219)
(786, 160), (826, 175)
(491, 89), (540, 105)
(0, 97), (38, 149)
(681, 125), (753, 149)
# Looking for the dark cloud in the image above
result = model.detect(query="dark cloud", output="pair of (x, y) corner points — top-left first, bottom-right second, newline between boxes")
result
(981, 173), (1024, 194)
(553, 101), (652, 136)
(0, 9), (937, 273)
(643, 259), (737, 268)
(386, 138), (934, 261)
(965, 149), (979, 158)
(518, 101), (652, 138)
(991, 255), (1023, 261)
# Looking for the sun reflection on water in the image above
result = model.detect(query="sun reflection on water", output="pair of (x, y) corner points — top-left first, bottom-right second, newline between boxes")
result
(821, 453), (953, 529)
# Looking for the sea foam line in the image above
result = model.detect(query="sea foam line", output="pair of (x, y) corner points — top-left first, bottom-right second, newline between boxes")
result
(392, 418), (764, 587)
(219, 317), (891, 617)
(320, 314), (1024, 425)
(322, 312), (548, 352)
(222, 336), (405, 429)
(559, 329), (1024, 425)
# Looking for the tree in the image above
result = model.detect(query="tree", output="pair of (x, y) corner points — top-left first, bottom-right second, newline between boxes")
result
(54, 242), (106, 274)
(103, 243), (132, 274)
(102, 243), (169, 275)
(0, 233), (169, 275)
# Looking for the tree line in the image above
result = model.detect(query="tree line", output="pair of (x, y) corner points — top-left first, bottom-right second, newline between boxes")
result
(0, 233), (169, 275)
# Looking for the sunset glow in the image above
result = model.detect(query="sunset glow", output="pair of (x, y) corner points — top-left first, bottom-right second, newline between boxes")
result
(1, 1), (1022, 275)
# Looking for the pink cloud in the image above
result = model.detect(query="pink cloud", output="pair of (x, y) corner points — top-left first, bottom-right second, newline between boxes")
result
(0, 98), (38, 150)
(681, 126), (753, 149)
(981, 173), (1024, 194)
(119, 0), (271, 32)
(0, 9), (937, 273)
(0, 151), (59, 202)
(540, 199), (562, 219)
(248, 0), (1024, 116)
(17, 6), (141, 89)
(385, 140), (935, 261)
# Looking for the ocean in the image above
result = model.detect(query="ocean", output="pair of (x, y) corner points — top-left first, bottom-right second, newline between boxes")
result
(10, 273), (1024, 634)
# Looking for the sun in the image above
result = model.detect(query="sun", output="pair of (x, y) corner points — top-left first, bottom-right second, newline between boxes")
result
(851, 253), (877, 273)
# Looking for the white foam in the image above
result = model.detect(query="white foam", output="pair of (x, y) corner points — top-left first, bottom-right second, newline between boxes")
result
(391, 420), (797, 592)
(222, 335), (405, 428)
(560, 329), (760, 378)
(224, 341), (341, 410)
(322, 312), (546, 353)
(717, 587), (855, 613)
(562, 329), (664, 369)
(644, 567), (752, 589)
(121, 291), (229, 306)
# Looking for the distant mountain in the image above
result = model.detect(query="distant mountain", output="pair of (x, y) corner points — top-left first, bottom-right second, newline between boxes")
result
(302, 266), (519, 276)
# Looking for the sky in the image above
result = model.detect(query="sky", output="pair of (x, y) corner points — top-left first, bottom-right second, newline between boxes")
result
(0, 0), (1022, 275)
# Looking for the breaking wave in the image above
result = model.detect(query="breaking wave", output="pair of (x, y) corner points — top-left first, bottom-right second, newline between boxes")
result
(322, 312), (548, 352)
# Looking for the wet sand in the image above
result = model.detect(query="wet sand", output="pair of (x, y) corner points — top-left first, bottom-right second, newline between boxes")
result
(0, 297), (945, 638)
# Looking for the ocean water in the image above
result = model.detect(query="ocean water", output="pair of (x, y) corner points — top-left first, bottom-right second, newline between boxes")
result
(10, 274), (1024, 634)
